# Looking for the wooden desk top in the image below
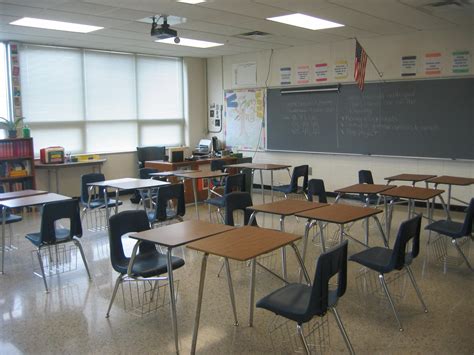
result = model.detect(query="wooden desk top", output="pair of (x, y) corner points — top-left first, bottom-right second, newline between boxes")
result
(149, 170), (200, 177)
(248, 199), (327, 216)
(335, 183), (396, 194)
(380, 185), (444, 200)
(174, 171), (228, 179)
(0, 189), (47, 201)
(35, 159), (106, 168)
(87, 178), (137, 187)
(187, 225), (300, 261)
(427, 175), (474, 186)
(295, 203), (382, 224)
(1, 193), (71, 209)
(223, 163), (291, 170)
(384, 174), (437, 182)
(130, 220), (234, 248)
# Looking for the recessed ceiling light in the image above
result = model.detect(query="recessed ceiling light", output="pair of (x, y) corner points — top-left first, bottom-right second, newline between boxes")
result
(9, 17), (103, 33)
(266, 13), (344, 30)
(156, 37), (223, 48)
(177, 0), (207, 4)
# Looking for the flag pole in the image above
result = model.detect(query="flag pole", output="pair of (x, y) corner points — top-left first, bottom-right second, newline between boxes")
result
(354, 37), (384, 80)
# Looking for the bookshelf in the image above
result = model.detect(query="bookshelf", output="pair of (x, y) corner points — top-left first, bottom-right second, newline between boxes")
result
(0, 138), (36, 192)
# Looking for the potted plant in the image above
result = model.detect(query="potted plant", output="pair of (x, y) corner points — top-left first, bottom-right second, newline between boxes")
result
(0, 116), (24, 138)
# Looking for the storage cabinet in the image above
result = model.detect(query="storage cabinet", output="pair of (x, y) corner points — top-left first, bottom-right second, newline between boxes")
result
(0, 138), (36, 191)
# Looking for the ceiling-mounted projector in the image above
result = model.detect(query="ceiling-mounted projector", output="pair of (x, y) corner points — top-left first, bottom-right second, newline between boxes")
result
(151, 15), (180, 43)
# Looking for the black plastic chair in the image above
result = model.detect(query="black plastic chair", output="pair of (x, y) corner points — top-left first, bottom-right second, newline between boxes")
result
(224, 191), (257, 227)
(147, 183), (185, 226)
(106, 209), (185, 317)
(274, 165), (309, 199)
(0, 186), (22, 249)
(256, 241), (354, 355)
(210, 159), (228, 193)
(358, 170), (380, 205)
(349, 214), (427, 331)
(25, 199), (91, 292)
(306, 179), (328, 203)
(136, 146), (166, 169)
(425, 198), (473, 271)
(205, 173), (245, 222)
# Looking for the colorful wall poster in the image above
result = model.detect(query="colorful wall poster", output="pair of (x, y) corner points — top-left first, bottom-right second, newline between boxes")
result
(334, 59), (348, 80)
(424, 52), (442, 75)
(314, 63), (328, 82)
(279, 66), (292, 85)
(296, 65), (310, 84)
(451, 50), (470, 74)
(401, 55), (417, 77)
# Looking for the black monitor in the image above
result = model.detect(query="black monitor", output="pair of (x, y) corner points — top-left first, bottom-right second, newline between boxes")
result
(136, 146), (166, 168)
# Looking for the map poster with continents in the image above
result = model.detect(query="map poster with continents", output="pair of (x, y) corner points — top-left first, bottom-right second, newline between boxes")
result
(224, 88), (266, 150)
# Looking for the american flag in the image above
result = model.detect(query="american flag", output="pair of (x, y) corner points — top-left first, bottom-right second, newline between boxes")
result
(354, 40), (368, 91)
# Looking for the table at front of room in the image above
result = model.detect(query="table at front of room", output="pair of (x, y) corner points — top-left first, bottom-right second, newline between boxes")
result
(187, 225), (310, 355)
(0, 192), (71, 274)
(130, 220), (233, 354)
(380, 185), (446, 240)
(247, 199), (327, 279)
(223, 163), (291, 203)
(384, 173), (437, 187)
(427, 175), (474, 220)
(35, 159), (106, 193)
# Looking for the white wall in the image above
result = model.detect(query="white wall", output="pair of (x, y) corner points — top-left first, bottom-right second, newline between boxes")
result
(207, 28), (474, 204)
(35, 57), (208, 197)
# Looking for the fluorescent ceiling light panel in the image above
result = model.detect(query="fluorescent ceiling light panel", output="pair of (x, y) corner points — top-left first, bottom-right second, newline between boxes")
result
(10, 17), (103, 33)
(177, 0), (207, 4)
(156, 37), (223, 48)
(266, 13), (344, 30)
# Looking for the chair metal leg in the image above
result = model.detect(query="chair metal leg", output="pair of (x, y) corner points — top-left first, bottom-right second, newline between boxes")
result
(378, 274), (403, 331)
(106, 275), (123, 317)
(36, 248), (49, 293)
(74, 239), (92, 280)
(405, 266), (428, 312)
(452, 239), (473, 270)
(330, 307), (355, 355)
(296, 324), (311, 355)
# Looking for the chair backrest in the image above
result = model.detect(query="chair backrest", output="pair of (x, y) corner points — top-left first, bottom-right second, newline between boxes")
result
(307, 179), (328, 203)
(290, 165), (309, 193)
(236, 157), (253, 192)
(358, 170), (374, 185)
(308, 240), (348, 317)
(223, 173), (245, 194)
(80, 173), (106, 204)
(108, 210), (156, 274)
(210, 159), (227, 172)
(460, 198), (474, 236)
(137, 146), (166, 168)
(390, 214), (422, 270)
(224, 191), (257, 226)
(154, 183), (185, 222)
(139, 167), (158, 179)
(39, 199), (83, 244)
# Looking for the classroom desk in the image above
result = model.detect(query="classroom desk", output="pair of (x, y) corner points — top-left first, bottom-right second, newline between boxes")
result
(295, 204), (387, 263)
(0, 189), (47, 200)
(247, 199), (327, 279)
(130, 220), (233, 355)
(187, 225), (309, 355)
(335, 183), (396, 206)
(427, 175), (474, 220)
(384, 173), (437, 187)
(173, 170), (228, 220)
(1, 192), (71, 274)
(35, 159), (106, 193)
(380, 185), (446, 240)
(149, 169), (200, 179)
(223, 163), (291, 203)
(88, 178), (170, 225)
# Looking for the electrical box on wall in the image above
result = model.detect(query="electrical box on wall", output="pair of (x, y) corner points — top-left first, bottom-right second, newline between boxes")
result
(208, 102), (223, 133)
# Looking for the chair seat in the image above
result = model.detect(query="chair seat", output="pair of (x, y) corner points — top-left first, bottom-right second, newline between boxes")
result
(116, 251), (185, 278)
(273, 184), (293, 194)
(0, 213), (22, 224)
(26, 228), (72, 247)
(205, 196), (225, 208)
(86, 198), (122, 210)
(256, 283), (338, 324)
(147, 209), (179, 224)
(425, 220), (465, 239)
(350, 247), (397, 274)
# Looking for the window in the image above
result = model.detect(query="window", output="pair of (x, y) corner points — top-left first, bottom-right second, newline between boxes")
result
(19, 44), (184, 154)
(0, 43), (9, 139)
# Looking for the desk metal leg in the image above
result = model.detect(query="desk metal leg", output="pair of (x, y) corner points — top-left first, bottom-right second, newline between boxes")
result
(224, 258), (239, 326)
(291, 243), (311, 285)
(335, 192), (343, 203)
(373, 216), (389, 247)
(299, 219), (316, 283)
(191, 253), (208, 355)
(103, 187), (110, 227)
(114, 188), (119, 215)
(249, 258), (256, 326)
(166, 248), (180, 354)
(192, 178), (199, 220)
(446, 185), (452, 220)
(1, 207), (5, 274)
(279, 216), (288, 280)
(340, 224), (344, 244)
(55, 168), (59, 193)
(271, 170), (274, 202)
(364, 217), (369, 246)
(207, 178), (211, 222)
(259, 170), (264, 203)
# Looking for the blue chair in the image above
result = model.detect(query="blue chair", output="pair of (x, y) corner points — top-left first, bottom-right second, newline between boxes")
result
(349, 214), (427, 331)
(209, 159), (228, 194)
(147, 183), (185, 226)
(205, 173), (245, 222)
(106, 209), (185, 317)
(0, 186), (22, 249)
(274, 165), (308, 199)
(224, 191), (257, 227)
(25, 199), (91, 292)
(306, 179), (328, 203)
(256, 241), (354, 354)
(358, 170), (380, 205)
(425, 198), (473, 271)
